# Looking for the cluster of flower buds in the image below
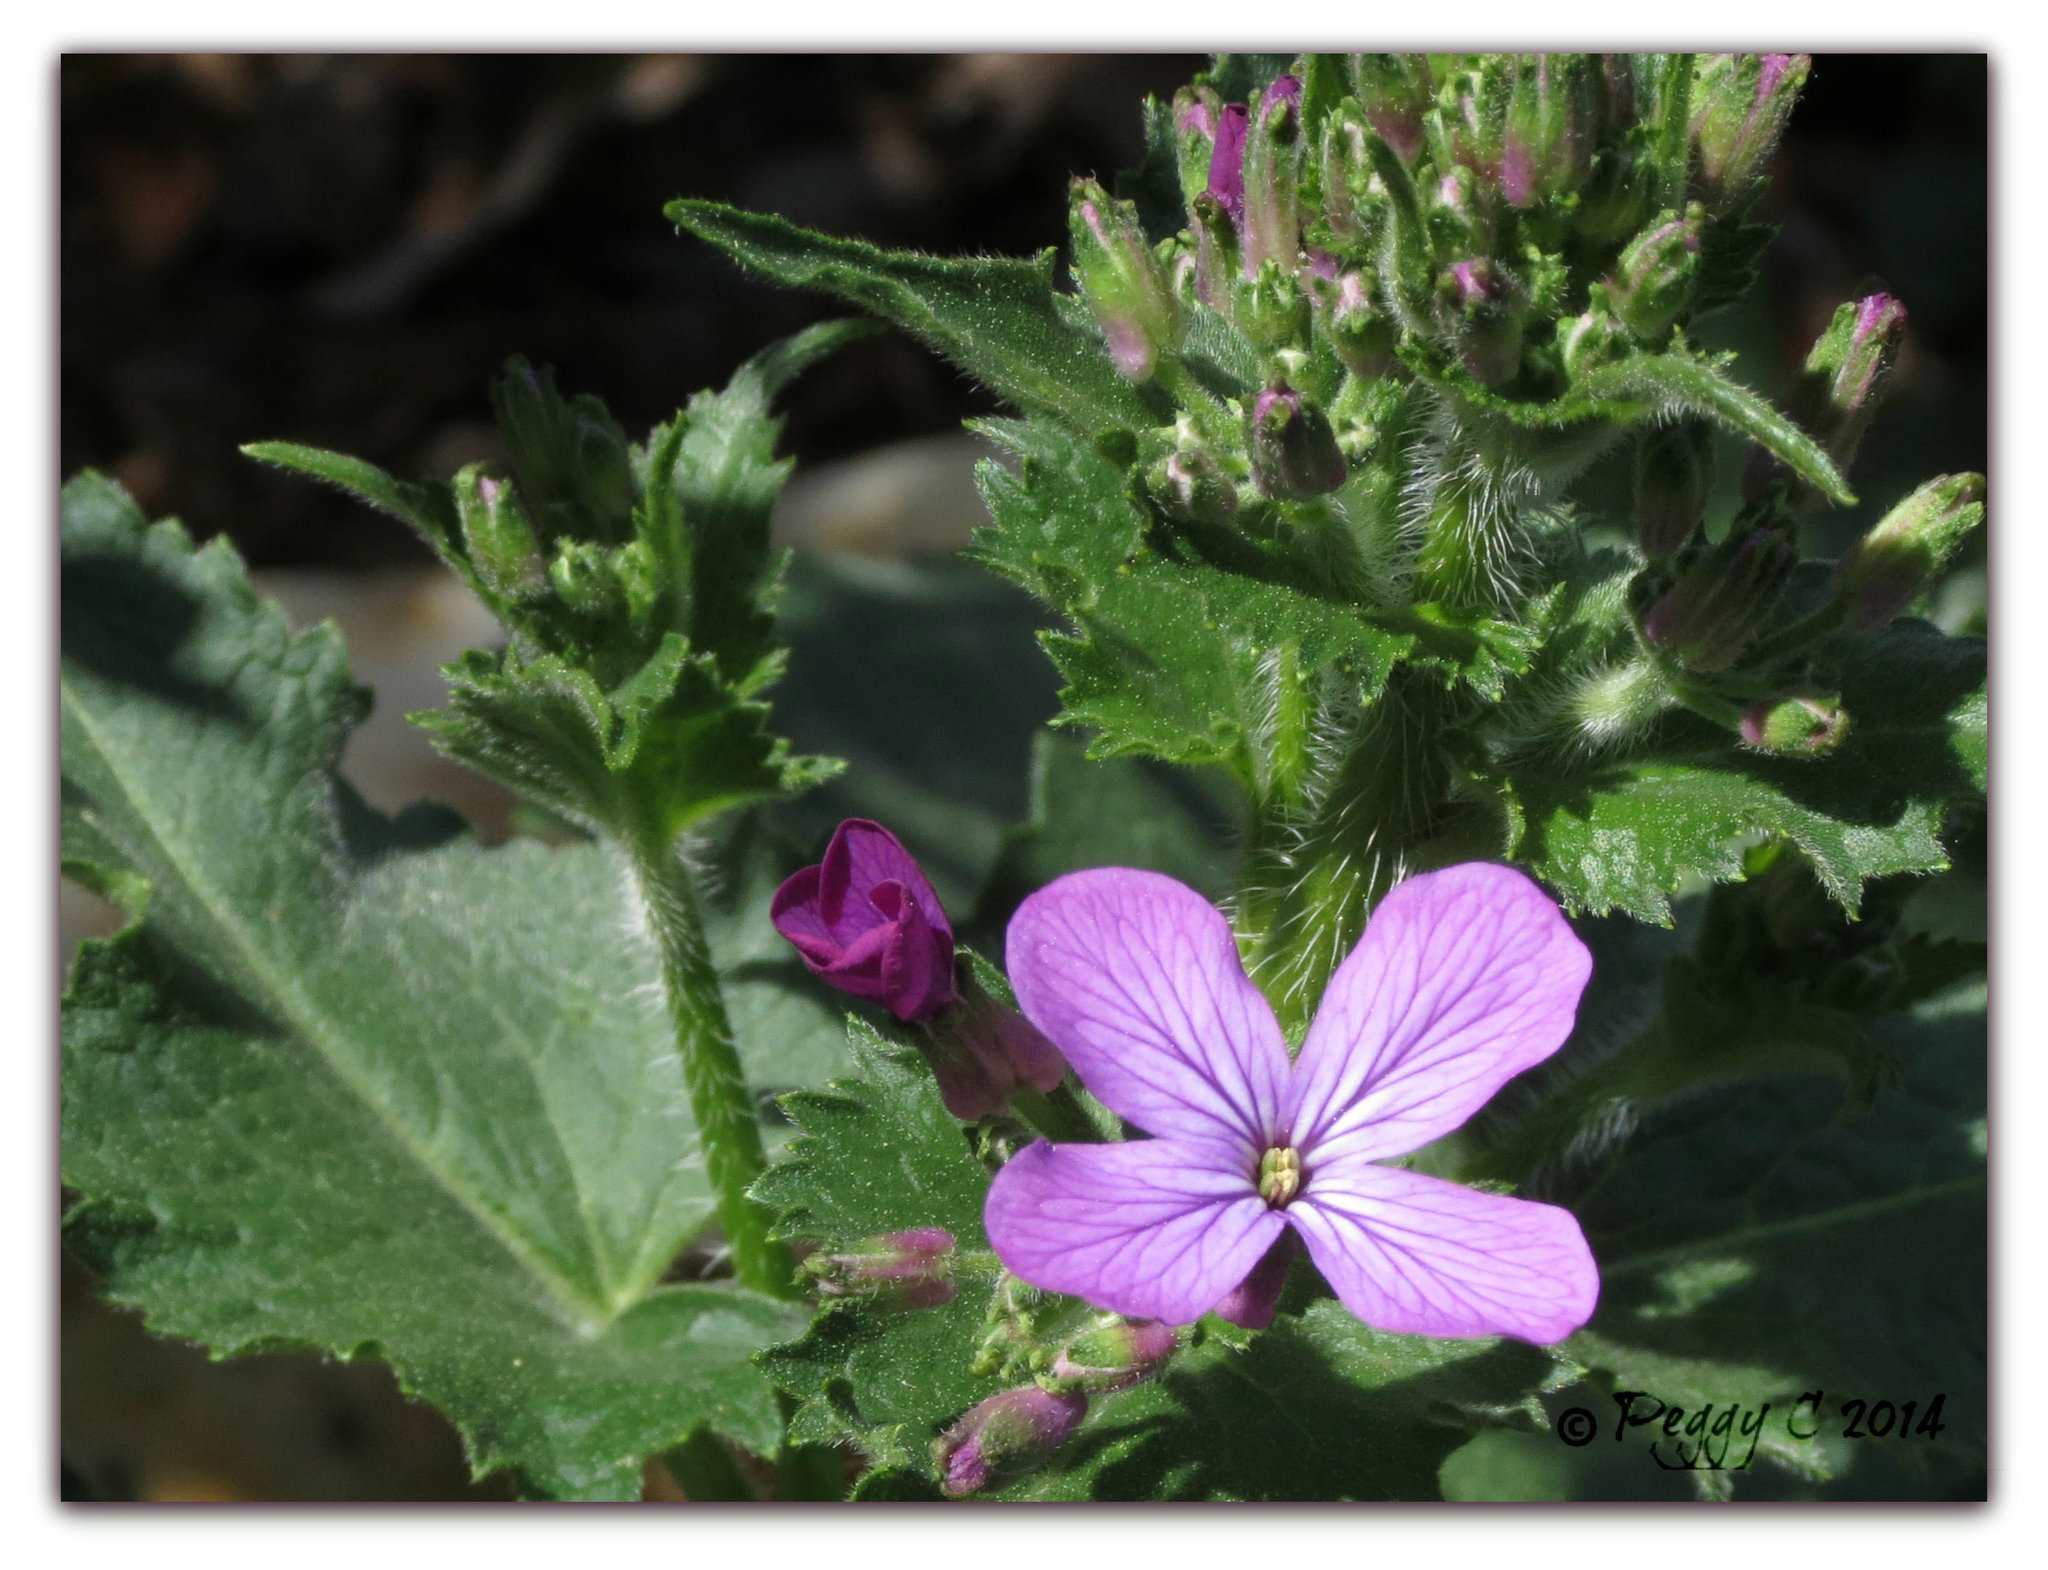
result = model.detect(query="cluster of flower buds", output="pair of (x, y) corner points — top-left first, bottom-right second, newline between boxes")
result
(800, 1227), (958, 1310)
(772, 819), (1067, 1119)
(932, 1385), (1090, 1498)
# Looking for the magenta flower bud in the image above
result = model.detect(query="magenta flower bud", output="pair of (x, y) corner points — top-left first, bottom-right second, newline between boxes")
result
(1441, 257), (1526, 388)
(1609, 205), (1703, 342)
(1739, 694), (1852, 757)
(1240, 75), (1304, 278)
(1350, 53), (1433, 165)
(1069, 178), (1183, 382)
(803, 1227), (958, 1310)
(1501, 54), (1597, 207)
(1798, 293), (1908, 467)
(1049, 1317), (1179, 1393)
(1249, 385), (1347, 500)
(932, 1386), (1089, 1498)
(1639, 526), (1796, 672)
(1833, 472), (1985, 629)
(1634, 419), (1714, 560)
(1204, 102), (1251, 227)
(772, 819), (960, 1023)
(917, 966), (1068, 1122)
(1690, 53), (1811, 212)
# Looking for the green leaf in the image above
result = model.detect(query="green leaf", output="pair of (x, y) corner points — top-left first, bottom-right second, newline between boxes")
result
(971, 421), (1407, 787)
(60, 475), (805, 1499)
(1511, 621), (1983, 922)
(753, 1027), (1009, 1462)
(240, 441), (464, 563)
(1559, 984), (1985, 1498)
(665, 199), (1155, 436)
(996, 1300), (1559, 1501)
(415, 638), (839, 841)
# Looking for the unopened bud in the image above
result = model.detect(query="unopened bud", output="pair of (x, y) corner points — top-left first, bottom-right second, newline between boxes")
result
(1204, 102), (1251, 228)
(1639, 526), (1796, 671)
(1690, 53), (1811, 212)
(1795, 293), (1908, 468)
(1189, 191), (1242, 311)
(1610, 205), (1703, 342)
(1634, 419), (1714, 560)
(1441, 257), (1525, 388)
(1249, 385), (1348, 500)
(1070, 179), (1183, 382)
(1171, 86), (1225, 215)
(919, 967), (1068, 1122)
(933, 1386), (1089, 1498)
(1833, 472), (1985, 629)
(1739, 694), (1852, 757)
(1322, 270), (1399, 382)
(1242, 75), (1304, 277)
(1501, 53), (1597, 207)
(1049, 1317), (1179, 1394)
(802, 1228), (958, 1310)
(455, 466), (544, 596)
(1147, 445), (1240, 525)
(1560, 299), (1628, 380)
(1350, 54), (1434, 165)
(1235, 255), (1310, 348)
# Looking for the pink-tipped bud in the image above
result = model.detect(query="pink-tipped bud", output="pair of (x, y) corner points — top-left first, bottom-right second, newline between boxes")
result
(1322, 270), (1399, 383)
(1501, 53), (1597, 207)
(1069, 179), (1183, 382)
(932, 1386), (1089, 1498)
(1147, 445), (1240, 526)
(803, 1228), (958, 1310)
(1241, 76), (1304, 277)
(1441, 257), (1526, 388)
(455, 465), (544, 596)
(1690, 53), (1811, 212)
(1833, 472), (1985, 629)
(1050, 1317), (1179, 1393)
(1746, 293), (1908, 503)
(1249, 385), (1348, 500)
(1350, 53), (1433, 165)
(918, 968), (1068, 1122)
(1171, 85), (1224, 215)
(1609, 205), (1703, 342)
(1739, 694), (1852, 757)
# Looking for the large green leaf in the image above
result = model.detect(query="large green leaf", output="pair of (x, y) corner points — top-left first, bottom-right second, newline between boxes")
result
(60, 475), (807, 1500)
(666, 199), (1155, 436)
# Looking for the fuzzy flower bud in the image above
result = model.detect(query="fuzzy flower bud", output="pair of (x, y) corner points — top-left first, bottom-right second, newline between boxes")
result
(1350, 54), (1433, 165)
(1441, 257), (1526, 388)
(1634, 419), (1714, 560)
(1639, 526), (1796, 671)
(1249, 385), (1348, 500)
(1147, 445), (1240, 526)
(918, 967), (1068, 1123)
(1322, 270), (1399, 383)
(1832, 472), (1985, 629)
(1069, 179), (1183, 382)
(1796, 293), (1908, 468)
(455, 467), (545, 597)
(1690, 53), (1811, 212)
(1049, 1317), (1179, 1393)
(1172, 86), (1224, 215)
(1609, 205), (1703, 342)
(1241, 75), (1304, 277)
(933, 1386), (1089, 1498)
(1560, 298), (1628, 380)
(802, 1228), (958, 1310)
(772, 819), (960, 1023)
(1739, 694), (1852, 757)
(1204, 102), (1251, 227)
(1501, 54), (1597, 207)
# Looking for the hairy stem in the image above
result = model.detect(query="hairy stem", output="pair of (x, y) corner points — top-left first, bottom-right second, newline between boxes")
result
(621, 811), (791, 1298)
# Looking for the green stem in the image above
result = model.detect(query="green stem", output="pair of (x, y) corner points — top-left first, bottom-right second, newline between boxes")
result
(1155, 355), (1238, 445)
(621, 811), (792, 1298)
(1738, 599), (1846, 670)
(1010, 1081), (1108, 1144)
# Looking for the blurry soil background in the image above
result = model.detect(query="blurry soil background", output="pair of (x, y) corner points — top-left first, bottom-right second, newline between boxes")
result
(59, 52), (1987, 1501)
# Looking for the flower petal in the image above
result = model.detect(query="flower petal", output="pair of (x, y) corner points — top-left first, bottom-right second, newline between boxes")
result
(822, 819), (953, 945)
(985, 1138), (1285, 1325)
(1006, 869), (1289, 1150)
(1287, 1160), (1598, 1344)
(1287, 862), (1591, 1162)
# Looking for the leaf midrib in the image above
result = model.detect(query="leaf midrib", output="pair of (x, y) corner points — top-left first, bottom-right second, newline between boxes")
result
(62, 668), (619, 1330)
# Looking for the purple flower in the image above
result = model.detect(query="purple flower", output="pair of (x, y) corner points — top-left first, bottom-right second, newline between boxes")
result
(1205, 103), (1250, 225)
(984, 864), (1600, 1344)
(772, 818), (960, 1023)
(933, 1386), (1090, 1497)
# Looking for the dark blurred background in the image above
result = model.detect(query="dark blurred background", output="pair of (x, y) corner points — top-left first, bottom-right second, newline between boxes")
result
(59, 52), (1987, 1501)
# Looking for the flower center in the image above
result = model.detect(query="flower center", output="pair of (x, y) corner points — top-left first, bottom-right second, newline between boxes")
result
(1256, 1145), (1301, 1209)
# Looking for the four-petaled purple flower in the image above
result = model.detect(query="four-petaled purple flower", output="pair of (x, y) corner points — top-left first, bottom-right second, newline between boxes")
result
(984, 863), (1600, 1344)
(771, 818), (960, 1023)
